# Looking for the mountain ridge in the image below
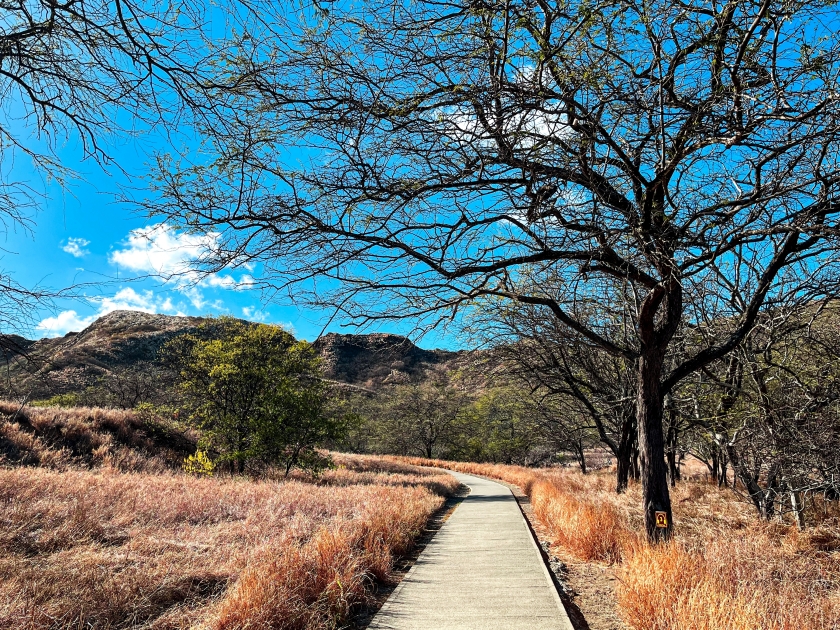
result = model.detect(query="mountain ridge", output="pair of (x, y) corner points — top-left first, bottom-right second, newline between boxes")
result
(4, 310), (479, 399)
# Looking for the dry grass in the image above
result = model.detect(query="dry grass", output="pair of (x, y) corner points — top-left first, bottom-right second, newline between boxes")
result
(0, 401), (194, 472)
(394, 455), (840, 630)
(0, 454), (458, 629)
(530, 477), (629, 564)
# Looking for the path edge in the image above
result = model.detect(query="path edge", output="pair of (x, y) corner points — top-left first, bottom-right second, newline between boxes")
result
(515, 488), (576, 630)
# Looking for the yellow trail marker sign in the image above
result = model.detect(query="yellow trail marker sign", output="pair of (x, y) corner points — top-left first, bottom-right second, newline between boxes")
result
(655, 511), (668, 528)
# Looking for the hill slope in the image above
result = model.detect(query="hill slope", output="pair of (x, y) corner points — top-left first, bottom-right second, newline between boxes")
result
(3, 310), (488, 399)
(312, 332), (461, 386)
(5, 311), (206, 399)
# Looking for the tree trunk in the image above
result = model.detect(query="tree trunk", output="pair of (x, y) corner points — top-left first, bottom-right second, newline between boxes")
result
(708, 451), (719, 484)
(666, 448), (678, 488)
(727, 443), (781, 519)
(790, 490), (806, 530)
(718, 451), (729, 487)
(637, 350), (673, 542)
(664, 397), (680, 487)
(665, 423), (680, 488)
(577, 438), (587, 474)
(615, 415), (636, 493)
(631, 444), (641, 481)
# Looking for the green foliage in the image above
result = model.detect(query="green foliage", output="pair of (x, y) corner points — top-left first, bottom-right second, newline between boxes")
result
(458, 388), (541, 464)
(336, 381), (548, 465)
(30, 393), (82, 408)
(163, 317), (343, 475)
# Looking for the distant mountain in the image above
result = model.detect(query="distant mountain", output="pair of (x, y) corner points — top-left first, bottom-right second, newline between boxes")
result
(5, 311), (206, 399)
(312, 332), (459, 387)
(3, 311), (495, 401)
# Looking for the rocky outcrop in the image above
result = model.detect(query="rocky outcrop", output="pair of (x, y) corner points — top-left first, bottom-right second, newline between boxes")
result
(312, 332), (459, 386)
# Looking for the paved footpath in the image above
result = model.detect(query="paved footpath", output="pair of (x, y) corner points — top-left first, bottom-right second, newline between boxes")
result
(368, 471), (575, 630)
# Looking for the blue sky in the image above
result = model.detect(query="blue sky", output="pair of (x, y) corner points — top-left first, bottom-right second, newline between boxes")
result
(2, 129), (461, 348)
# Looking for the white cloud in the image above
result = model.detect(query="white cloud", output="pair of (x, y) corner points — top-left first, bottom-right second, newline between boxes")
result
(277, 322), (296, 335)
(109, 224), (215, 276)
(242, 305), (269, 322)
(35, 288), (179, 337)
(62, 237), (90, 258)
(36, 310), (95, 336)
(110, 224), (255, 308)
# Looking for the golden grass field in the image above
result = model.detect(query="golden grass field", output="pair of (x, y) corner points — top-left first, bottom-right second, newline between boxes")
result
(0, 404), (459, 630)
(396, 456), (840, 630)
(4, 402), (839, 630)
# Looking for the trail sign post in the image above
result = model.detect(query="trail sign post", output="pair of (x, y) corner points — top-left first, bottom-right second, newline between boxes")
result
(655, 512), (668, 529)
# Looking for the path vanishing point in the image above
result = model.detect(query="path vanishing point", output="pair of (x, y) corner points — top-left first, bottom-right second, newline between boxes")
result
(368, 471), (576, 630)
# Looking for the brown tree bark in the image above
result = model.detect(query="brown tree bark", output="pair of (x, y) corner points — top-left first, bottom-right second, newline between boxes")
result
(637, 349), (673, 541)
(615, 415), (636, 493)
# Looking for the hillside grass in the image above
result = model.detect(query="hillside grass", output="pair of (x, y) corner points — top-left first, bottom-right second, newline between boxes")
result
(0, 401), (195, 472)
(395, 456), (840, 630)
(0, 403), (460, 629)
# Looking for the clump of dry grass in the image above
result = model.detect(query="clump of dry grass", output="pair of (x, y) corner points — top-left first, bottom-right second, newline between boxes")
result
(394, 455), (840, 630)
(618, 528), (840, 630)
(0, 453), (456, 629)
(0, 401), (193, 471)
(214, 488), (436, 630)
(530, 478), (630, 563)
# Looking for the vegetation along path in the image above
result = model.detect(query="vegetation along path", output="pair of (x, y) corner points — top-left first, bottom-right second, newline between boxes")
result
(369, 472), (575, 630)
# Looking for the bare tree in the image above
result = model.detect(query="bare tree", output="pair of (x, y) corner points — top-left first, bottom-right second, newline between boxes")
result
(685, 302), (840, 526)
(0, 0), (219, 345)
(377, 382), (469, 459)
(0, 0), (210, 176)
(151, 0), (840, 540)
(478, 294), (640, 491)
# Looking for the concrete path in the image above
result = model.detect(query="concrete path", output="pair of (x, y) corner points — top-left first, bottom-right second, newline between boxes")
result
(368, 471), (575, 630)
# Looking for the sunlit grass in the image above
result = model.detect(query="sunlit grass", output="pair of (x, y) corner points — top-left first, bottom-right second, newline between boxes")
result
(396, 456), (840, 630)
(0, 452), (457, 629)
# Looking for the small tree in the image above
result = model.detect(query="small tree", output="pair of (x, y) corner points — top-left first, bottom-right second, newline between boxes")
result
(460, 388), (544, 465)
(376, 381), (469, 459)
(163, 318), (341, 475)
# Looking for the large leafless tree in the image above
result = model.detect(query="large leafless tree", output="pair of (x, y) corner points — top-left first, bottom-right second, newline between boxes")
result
(151, 0), (840, 540)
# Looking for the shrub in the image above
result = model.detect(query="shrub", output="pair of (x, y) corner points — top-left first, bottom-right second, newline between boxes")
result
(183, 450), (215, 476)
(163, 318), (345, 475)
(30, 393), (81, 408)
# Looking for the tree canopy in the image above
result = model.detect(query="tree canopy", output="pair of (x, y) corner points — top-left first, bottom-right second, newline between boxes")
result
(151, 0), (840, 539)
(163, 318), (341, 475)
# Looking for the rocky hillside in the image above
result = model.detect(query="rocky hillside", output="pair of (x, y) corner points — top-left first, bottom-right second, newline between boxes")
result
(3, 311), (493, 400)
(312, 332), (458, 386)
(4, 311), (206, 399)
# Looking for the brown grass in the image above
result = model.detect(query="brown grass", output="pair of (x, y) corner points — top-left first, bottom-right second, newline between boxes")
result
(0, 401), (194, 471)
(393, 455), (840, 630)
(0, 453), (458, 629)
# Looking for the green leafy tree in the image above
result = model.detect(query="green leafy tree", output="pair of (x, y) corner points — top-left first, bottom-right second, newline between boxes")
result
(163, 318), (342, 475)
(459, 388), (543, 465)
